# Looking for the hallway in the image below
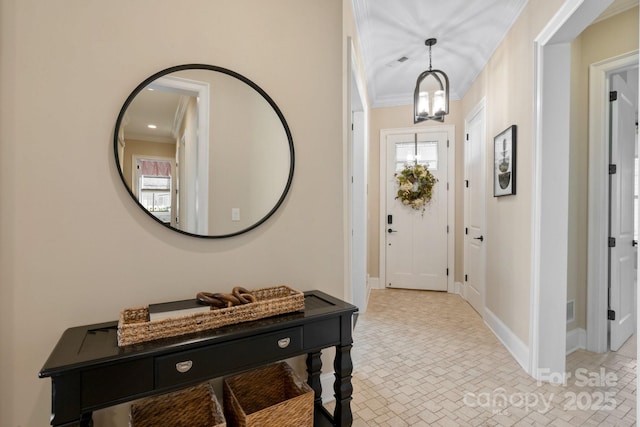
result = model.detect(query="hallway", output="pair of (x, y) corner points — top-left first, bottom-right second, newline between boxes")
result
(347, 289), (636, 426)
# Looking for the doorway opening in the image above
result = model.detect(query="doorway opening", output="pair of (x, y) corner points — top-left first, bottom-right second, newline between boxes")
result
(608, 65), (638, 352)
(152, 76), (209, 235)
(133, 156), (174, 225)
(587, 54), (639, 354)
(530, 0), (623, 382)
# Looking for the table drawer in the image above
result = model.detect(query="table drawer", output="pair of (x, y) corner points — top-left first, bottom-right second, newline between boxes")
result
(304, 317), (340, 349)
(155, 326), (303, 389)
(82, 359), (153, 409)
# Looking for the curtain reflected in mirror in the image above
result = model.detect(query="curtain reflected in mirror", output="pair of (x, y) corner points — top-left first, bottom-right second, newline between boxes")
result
(114, 65), (294, 238)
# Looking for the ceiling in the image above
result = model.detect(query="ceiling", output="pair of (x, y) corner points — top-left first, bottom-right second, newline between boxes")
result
(352, 0), (639, 108)
(123, 88), (185, 143)
(124, 0), (639, 138)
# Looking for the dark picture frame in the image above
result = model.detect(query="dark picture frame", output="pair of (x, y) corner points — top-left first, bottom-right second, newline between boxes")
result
(494, 125), (516, 197)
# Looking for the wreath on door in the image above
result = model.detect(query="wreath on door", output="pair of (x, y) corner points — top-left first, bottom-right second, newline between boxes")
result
(395, 163), (438, 213)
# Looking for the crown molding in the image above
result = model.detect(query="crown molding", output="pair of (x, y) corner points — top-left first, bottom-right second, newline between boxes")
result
(593, 0), (637, 23)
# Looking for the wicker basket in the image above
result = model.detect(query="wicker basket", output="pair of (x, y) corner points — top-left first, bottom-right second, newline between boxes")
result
(223, 362), (314, 427)
(130, 383), (225, 427)
(118, 286), (304, 346)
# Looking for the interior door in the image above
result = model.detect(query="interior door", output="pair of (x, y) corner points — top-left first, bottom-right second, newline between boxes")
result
(609, 73), (637, 351)
(385, 131), (448, 291)
(464, 108), (486, 315)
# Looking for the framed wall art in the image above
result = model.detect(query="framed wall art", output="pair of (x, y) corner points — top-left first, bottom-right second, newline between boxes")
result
(493, 125), (516, 197)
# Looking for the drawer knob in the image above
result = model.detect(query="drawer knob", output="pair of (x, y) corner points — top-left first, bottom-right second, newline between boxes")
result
(175, 360), (193, 373)
(277, 337), (291, 349)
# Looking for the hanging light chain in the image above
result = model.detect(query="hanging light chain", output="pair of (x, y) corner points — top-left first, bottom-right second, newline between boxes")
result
(425, 38), (437, 71)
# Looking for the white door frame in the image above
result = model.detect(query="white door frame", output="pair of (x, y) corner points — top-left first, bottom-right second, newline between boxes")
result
(379, 125), (455, 293)
(151, 76), (210, 235)
(530, 0), (614, 382)
(347, 37), (369, 313)
(464, 98), (487, 312)
(587, 51), (639, 353)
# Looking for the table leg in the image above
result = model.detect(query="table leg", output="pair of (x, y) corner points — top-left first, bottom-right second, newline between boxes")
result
(79, 412), (93, 427)
(333, 344), (353, 426)
(306, 351), (323, 407)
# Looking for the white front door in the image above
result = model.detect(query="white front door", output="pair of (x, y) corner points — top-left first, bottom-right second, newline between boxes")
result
(385, 131), (448, 291)
(464, 104), (486, 315)
(609, 73), (637, 351)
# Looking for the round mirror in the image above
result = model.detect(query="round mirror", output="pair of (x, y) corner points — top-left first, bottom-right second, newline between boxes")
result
(114, 64), (294, 238)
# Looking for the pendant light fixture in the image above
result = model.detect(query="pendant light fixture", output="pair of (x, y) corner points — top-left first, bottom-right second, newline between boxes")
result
(414, 38), (449, 123)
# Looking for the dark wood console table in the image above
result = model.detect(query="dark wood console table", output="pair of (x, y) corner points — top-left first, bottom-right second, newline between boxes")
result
(39, 290), (357, 426)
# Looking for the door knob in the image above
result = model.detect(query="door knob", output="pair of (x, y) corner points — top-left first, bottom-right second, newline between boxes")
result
(473, 235), (484, 242)
(388, 228), (398, 233)
(633, 240), (638, 247)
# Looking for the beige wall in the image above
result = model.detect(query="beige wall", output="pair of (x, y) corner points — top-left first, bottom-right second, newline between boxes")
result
(567, 7), (639, 332)
(204, 70), (290, 235)
(368, 102), (464, 282)
(165, 68), (291, 235)
(0, 1), (353, 425)
(460, 0), (566, 343)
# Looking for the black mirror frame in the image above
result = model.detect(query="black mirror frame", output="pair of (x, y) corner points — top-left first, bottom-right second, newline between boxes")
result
(114, 64), (295, 238)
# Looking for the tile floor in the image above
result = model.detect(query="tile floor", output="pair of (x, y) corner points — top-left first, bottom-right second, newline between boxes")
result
(343, 289), (636, 426)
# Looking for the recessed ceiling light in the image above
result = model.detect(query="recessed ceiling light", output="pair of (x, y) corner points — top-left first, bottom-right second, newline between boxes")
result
(147, 124), (157, 129)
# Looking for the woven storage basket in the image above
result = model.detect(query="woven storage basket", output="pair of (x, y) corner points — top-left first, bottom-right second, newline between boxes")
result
(118, 286), (304, 346)
(223, 362), (314, 427)
(130, 383), (225, 427)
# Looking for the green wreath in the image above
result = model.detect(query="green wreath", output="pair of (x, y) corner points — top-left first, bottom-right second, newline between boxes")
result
(395, 163), (438, 213)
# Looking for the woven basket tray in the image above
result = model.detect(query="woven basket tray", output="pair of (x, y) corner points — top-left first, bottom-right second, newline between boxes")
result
(130, 383), (225, 427)
(223, 362), (314, 427)
(118, 286), (304, 346)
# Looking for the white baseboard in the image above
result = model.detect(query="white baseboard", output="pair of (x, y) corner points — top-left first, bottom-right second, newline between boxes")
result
(454, 281), (463, 295)
(359, 277), (372, 314)
(566, 328), (586, 354)
(483, 307), (529, 372)
(368, 277), (383, 290)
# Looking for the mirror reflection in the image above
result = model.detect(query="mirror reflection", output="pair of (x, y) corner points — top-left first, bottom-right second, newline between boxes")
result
(114, 65), (294, 237)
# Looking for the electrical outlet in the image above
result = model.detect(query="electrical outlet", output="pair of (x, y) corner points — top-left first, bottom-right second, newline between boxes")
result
(231, 208), (240, 221)
(566, 300), (575, 323)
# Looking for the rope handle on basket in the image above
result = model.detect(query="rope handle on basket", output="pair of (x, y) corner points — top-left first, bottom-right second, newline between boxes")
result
(196, 287), (257, 309)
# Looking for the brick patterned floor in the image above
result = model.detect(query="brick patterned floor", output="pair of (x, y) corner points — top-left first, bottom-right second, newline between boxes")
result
(343, 289), (636, 426)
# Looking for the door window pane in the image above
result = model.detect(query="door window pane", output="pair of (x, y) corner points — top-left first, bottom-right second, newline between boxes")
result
(395, 141), (438, 172)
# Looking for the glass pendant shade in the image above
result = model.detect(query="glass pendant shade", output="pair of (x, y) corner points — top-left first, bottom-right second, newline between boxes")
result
(413, 69), (449, 123)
